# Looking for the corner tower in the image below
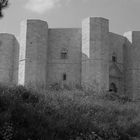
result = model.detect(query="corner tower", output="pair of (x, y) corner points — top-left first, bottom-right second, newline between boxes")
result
(82, 17), (109, 91)
(124, 31), (140, 100)
(18, 20), (48, 86)
(0, 34), (19, 84)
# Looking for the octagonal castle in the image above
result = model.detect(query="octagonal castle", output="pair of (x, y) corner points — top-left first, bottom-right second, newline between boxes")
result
(1, 17), (140, 99)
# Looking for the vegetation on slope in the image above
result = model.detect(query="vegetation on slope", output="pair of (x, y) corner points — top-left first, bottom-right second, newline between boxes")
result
(0, 84), (140, 140)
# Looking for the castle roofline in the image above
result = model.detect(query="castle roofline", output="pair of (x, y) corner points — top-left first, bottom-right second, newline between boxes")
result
(27, 19), (47, 22)
(89, 16), (109, 20)
(123, 31), (140, 35)
(109, 32), (125, 38)
(82, 17), (109, 22)
(49, 27), (81, 30)
(0, 33), (15, 36)
(0, 33), (17, 40)
(21, 19), (48, 25)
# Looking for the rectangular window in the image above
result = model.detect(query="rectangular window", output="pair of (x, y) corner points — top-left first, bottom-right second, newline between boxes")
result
(112, 56), (116, 62)
(61, 52), (67, 59)
(63, 73), (67, 81)
(61, 48), (68, 59)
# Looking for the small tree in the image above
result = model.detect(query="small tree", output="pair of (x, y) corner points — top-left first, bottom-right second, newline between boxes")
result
(0, 0), (8, 17)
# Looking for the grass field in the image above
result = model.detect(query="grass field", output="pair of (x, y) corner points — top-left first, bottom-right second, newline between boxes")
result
(0, 84), (140, 140)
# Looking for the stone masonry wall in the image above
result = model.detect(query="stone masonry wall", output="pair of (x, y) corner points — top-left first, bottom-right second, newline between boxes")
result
(123, 34), (133, 98)
(82, 17), (109, 91)
(14, 17), (140, 100)
(19, 20), (48, 86)
(124, 31), (140, 100)
(0, 34), (19, 84)
(18, 20), (27, 85)
(48, 28), (81, 86)
(109, 32), (125, 94)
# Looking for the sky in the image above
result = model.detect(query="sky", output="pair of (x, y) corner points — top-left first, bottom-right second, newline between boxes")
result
(1, 0), (140, 39)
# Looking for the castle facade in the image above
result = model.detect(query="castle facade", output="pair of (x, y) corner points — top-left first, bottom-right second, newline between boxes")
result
(0, 17), (139, 99)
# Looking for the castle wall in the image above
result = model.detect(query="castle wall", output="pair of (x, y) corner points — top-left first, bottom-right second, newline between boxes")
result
(123, 35), (133, 97)
(109, 32), (125, 94)
(0, 34), (19, 84)
(18, 21), (27, 85)
(15, 17), (140, 100)
(124, 31), (140, 100)
(82, 17), (109, 91)
(19, 20), (48, 86)
(48, 28), (81, 86)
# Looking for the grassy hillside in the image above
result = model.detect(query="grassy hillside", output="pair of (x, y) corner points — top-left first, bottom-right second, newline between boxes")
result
(0, 85), (140, 140)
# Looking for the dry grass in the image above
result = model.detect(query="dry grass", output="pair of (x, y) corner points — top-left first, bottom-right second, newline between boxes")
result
(0, 84), (140, 139)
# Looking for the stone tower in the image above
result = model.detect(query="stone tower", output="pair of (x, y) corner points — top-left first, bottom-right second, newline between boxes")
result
(18, 20), (48, 86)
(124, 31), (140, 100)
(82, 17), (109, 91)
(0, 34), (19, 84)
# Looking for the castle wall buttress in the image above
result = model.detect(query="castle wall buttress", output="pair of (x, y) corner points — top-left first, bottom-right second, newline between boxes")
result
(82, 17), (109, 92)
(18, 20), (48, 87)
(124, 31), (140, 100)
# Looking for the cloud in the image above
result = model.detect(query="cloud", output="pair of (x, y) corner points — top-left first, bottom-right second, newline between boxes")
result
(25, 0), (90, 14)
(25, 0), (61, 14)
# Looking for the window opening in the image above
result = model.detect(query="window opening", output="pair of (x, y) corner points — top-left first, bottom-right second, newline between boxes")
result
(63, 73), (67, 81)
(112, 56), (116, 62)
(61, 48), (68, 59)
(112, 52), (117, 62)
(109, 83), (117, 92)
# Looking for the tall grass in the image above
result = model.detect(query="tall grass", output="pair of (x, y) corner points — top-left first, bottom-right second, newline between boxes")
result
(0, 84), (140, 140)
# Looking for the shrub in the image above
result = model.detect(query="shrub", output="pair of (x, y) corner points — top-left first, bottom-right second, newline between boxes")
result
(0, 84), (139, 139)
(103, 91), (132, 103)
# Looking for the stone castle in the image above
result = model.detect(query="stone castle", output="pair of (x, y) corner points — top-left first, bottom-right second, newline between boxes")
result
(0, 17), (140, 99)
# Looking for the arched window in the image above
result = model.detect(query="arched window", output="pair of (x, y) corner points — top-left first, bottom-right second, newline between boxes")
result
(109, 83), (117, 92)
(112, 52), (117, 62)
(61, 48), (68, 59)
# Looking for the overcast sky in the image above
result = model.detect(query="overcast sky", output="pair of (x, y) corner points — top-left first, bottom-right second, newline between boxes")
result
(1, 0), (140, 38)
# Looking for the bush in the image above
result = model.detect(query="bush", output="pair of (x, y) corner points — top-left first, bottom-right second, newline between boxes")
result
(0, 84), (139, 139)
(103, 91), (132, 103)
